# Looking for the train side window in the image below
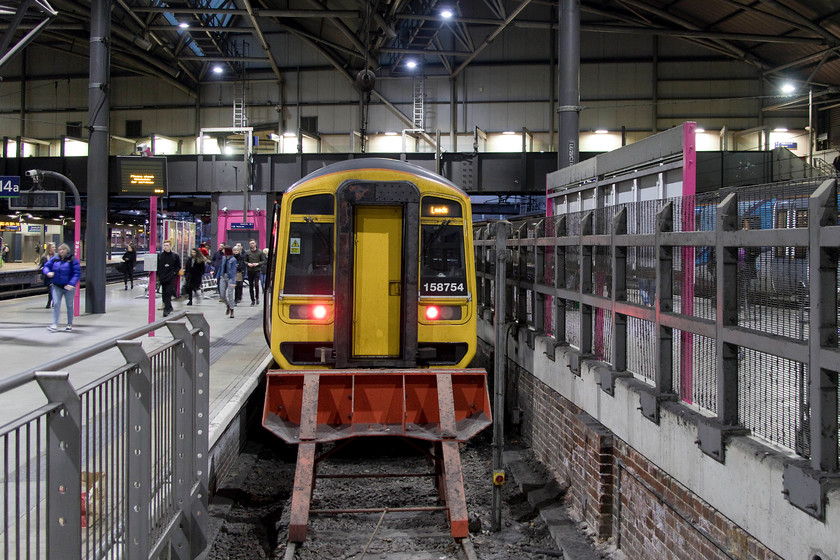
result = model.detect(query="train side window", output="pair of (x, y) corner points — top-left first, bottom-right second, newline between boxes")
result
(291, 194), (334, 215)
(421, 223), (467, 296)
(283, 221), (333, 294)
(774, 209), (788, 259)
(794, 209), (808, 258)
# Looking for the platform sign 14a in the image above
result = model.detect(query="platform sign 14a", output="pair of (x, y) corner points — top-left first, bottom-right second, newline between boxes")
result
(0, 176), (20, 198)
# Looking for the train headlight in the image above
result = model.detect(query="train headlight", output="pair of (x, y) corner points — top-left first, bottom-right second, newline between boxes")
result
(312, 304), (328, 320)
(425, 306), (440, 320)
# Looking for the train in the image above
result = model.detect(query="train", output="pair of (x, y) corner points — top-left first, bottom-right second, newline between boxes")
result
(259, 158), (491, 544)
(263, 157), (478, 369)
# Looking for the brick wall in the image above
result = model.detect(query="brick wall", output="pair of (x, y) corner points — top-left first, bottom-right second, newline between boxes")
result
(503, 358), (783, 560)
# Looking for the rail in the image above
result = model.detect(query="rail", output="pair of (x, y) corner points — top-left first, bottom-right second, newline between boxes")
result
(475, 177), (839, 519)
(0, 311), (210, 559)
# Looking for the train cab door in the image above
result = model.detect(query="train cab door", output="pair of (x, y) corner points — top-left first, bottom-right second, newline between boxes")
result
(352, 206), (403, 357)
(334, 181), (420, 368)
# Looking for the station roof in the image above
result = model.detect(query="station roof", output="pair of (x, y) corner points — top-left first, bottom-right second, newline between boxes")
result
(2, 1), (839, 113)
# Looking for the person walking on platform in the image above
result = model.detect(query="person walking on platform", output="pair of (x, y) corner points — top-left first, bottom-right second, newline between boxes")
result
(245, 239), (266, 306)
(122, 243), (137, 290)
(42, 243), (81, 332)
(184, 248), (206, 306)
(38, 242), (56, 308)
(218, 247), (238, 318)
(212, 242), (226, 300)
(233, 244), (245, 304)
(0, 237), (8, 267)
(157, 240), (182, 317)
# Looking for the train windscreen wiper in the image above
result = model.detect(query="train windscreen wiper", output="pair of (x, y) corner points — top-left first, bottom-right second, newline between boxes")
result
(303, 216), (330, 251)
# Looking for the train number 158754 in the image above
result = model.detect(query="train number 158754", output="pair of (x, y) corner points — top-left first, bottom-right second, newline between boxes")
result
(422, 282), (465, 293)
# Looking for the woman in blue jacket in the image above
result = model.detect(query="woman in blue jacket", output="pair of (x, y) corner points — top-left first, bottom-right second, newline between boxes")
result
(42, 243), (81, 332)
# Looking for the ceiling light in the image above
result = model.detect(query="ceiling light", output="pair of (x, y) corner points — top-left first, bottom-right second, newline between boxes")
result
(781, 83), (796, 94)
(178, 22), (189, 29)
(595, 129), (609, 134)
(384, 132), (398, 136)
(773, 128), (788, 132)
(283, 131), (296, 137)
(213, 65), (223, 74)
(502, 131), (516, 135)
(406, 60), (417, 69)
(441, 9), (453, 19)
(695, 128), (705, 133)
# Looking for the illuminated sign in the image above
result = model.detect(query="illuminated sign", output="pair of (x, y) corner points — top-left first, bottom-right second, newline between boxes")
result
(422, 197), (462, 218)
(116, 156), (168, 196)
(0, 220), (20, 231)
(0, 176), (20, 198)
(8, 190), (65, 211)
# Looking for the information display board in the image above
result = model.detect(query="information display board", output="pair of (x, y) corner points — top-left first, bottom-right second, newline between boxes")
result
(8, 190), (65, 210)
(116, 156), (168, 196)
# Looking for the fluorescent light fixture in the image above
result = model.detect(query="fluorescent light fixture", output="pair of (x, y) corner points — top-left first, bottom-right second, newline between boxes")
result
(695, 128), (705, 133)
(384, 132), (398, 136)
(773, 128), (788, 132)
(213, 65), (223, 74)
(178, 22), (189, 29)
(223, 146), (234, 154)
(781, 83), (796, 94)
(406, 60), (417, 69)
(283, 131), (296, 137)
(502, 131), (516, 135)
(595, 129), (609, 134)
(441, 9), (453, 19)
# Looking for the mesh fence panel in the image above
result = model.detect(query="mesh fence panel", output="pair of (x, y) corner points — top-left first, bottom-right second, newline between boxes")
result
(594, 309), (613, 363)
(673, 331), (717, 414)
(627, 317), (656, 383)
(739, 349), (809, 456)
(564, 300), (581, 350)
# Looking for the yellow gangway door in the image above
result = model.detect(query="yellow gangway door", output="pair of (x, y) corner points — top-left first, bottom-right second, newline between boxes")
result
(353, 206), (403, 357)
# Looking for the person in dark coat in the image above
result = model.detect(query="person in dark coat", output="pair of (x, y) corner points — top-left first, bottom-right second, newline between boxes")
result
(218, 247), (238, 318)
(157, 240), (182, 317)
(38, 242), (56, 308)
(233, 243), (245, 304)
(184, 248), (207, 306)
(122, 243), (137, 290)
(42, 243), (81, 332)
(211, 242), (226, 298)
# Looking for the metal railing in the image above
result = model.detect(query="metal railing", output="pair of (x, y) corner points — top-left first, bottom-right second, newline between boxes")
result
(0, 311), (209, 559)
(475, 177), (839, 517)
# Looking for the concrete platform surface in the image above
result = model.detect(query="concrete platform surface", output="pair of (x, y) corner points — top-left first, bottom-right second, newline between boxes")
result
(0, 281), (271, 448)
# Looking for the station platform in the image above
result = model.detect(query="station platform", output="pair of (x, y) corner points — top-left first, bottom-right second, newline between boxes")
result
(0, 279), (272, 452)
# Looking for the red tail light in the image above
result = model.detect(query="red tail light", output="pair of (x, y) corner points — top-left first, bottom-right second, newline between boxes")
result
(425, 306), (440, 320)
(312, 305), (328, 320)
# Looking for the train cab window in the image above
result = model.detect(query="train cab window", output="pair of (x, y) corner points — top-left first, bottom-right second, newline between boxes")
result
(291, 194), (334, 215)
(283, 221), (333, 295)
(421, 223), (467, 296)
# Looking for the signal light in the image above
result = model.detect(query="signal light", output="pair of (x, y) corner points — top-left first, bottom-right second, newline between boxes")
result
(425, 306), (440, 320)
(312, 305), (328, 320)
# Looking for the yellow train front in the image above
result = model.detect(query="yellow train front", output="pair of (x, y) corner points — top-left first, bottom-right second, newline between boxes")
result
(261, 158), (491, 543)
(267, 157), (477, 368)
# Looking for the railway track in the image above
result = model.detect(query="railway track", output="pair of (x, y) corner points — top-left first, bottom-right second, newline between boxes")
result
(207, 433), (572, 560)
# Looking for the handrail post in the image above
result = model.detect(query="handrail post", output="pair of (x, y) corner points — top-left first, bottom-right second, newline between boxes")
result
(35, 371), (82, 560)
(490, 220), (510, 533)
(807, 179), (839, 473)
(187, 313), (211, 553)
(166, 321), (198, 558)
(117, 341), (153, 559)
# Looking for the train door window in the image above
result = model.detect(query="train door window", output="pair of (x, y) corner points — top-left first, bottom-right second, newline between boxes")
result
(421, 223), (467, 296)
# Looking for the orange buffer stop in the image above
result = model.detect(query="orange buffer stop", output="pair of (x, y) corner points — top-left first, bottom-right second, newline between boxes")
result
(262, 368), (492, 542)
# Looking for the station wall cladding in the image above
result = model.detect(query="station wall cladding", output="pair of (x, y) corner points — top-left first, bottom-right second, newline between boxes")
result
(474, 337), (785, 560)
